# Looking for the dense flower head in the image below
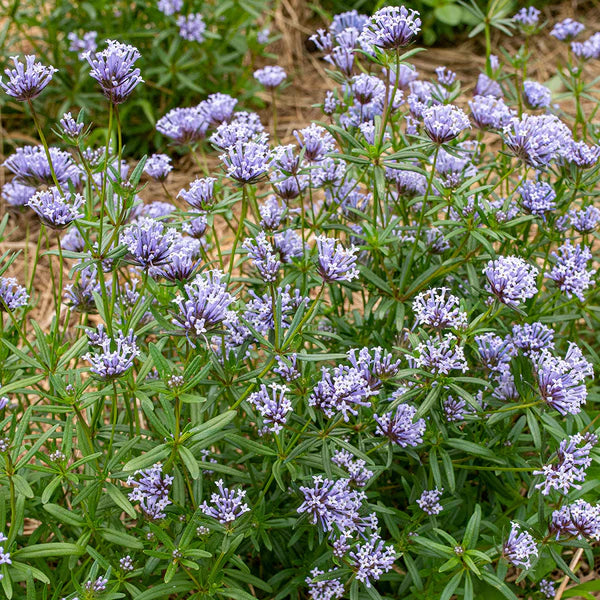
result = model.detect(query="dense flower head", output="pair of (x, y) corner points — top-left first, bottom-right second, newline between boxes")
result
(220, 139), (272, 184)
(156, 236), (201, 282)
(569, 205), (600, 233)
(469, 95), (514, 130)
(305, 568), (344, 600)
(346, 347), (401, 390)
(254, 65), (287, 89)
(200, 479), (250, 524)
(484, 255), (538, 307)
(512, 7), (540, 28)
(121, 217), (178, 269)
(0, 55), (57, 101)
(417, 488), (443, 515)
(156, 107), (208, 145)
(245, 285), (308, 336)
(331, 449), (373, 487)
(551, 18), (584, 41)
(503, 114), (572, 168)
(316, 235), (359, 282)
(183, 214), (208, 239)
(359, 6), (421, 51)
(571, 34), (600, 60)
(242, 232), (281, 282)
(248, 383), (291, 434)
(435, 147), (477, 189)
(550, 499), (600, 540)
(3, 145), (81, 187)
(435, 66), (456, 87)
(27, 187), (84, 229)
(386, 167), (427, 197)
(178, 177), (216, 210)
(157, 0), (183, 15)
(294, 124), (335, 163)
(144, 153), (172, 180)
(474, 73), (503, 97)
(413, 333), (468, 374)
(503, 522), (538, 569)
(422, 104), (470, 144)
(545, 240), (596, 301)
(60, 112), (84, 137)
(348, 534), (396, 587)
(518, 180), (556, 218)
(511, 322), (555, 356)
(523, 81), (552, 109)
(198, 93), (238, 126)
(172, 270), (236, 338)
(210, 111), (265, 149)
(565, 140), (600, 169)
(0, 277), (29, 311)
(68, 31), (98, 59)
(413, 287), (467, 330)
(84, 327), (139, 379)
(539, 579), (556, 599)
(127, 462), (173, 520)
(177, 13), (206, 42)
(534, 432), (597, 495)
(259, 196), (285, 230)
(1, 180), (36, 207)
(64, 265), (101, 312)
(535, 343), (593, 415)
(373, 403), (425, 447)
(84, 40), (143, 104)
(475, 332), (515, 370)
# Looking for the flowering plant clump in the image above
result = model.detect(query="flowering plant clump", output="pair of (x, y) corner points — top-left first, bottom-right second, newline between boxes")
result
(1, 3), (600, 600)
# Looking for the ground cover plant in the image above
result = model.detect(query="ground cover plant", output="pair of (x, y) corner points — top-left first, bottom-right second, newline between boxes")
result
(0, 2), (600, 599)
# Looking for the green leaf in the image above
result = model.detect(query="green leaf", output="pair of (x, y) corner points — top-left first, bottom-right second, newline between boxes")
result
(463, 505), (481, 549)
(179, 445), (200, 480)
(106, 483), (137, 518)
(99, 527), (144, 549)
(43, 504), (85, 527)
(435, 4), (463, 26)
(15, 543), (83, 559)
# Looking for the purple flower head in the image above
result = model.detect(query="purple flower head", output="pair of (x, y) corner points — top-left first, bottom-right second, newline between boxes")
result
(349, 73), (385, 106)
(144, 153), (172, 180)
(550, 499), (600, 541)
(512, 7), (540, 30)
(198, 93), (238, 127)
(540, 579), (556, 599)
(156, 236), (201, 282)
(309, 28), (334, 53)
(64, 265), (101, 313)
(127, 462), (173, 520)
(156, 107), (208, 145)
(417, 488), (443, 515)
(523, 80), (551, 109)
(483, 255), (538, 307)
(1, 180), (36, 207)
(68, 31), (98, 59)
(183, 214), (208, 239)
(294, 124), (335, 163)
(511, 322), (555, 356)
(545, 240), (596, 301)
(349, 534), (396, 587)
(571, 34), (600, 60)
(273, 229), (304, 262)
(422, 104), (470, 144)
(569, 205), (600, 233)
(386, 167), (427, 198)
(210, 112), (266, 149)
(254, 65), (287, 89)
(171, 270), (236, 339)
(259, 195), (285, 230)
(564, 140), (600, 169)
(503, 522), (538, 569)
(85, 577), (108, 592)
(413, 333), (468, 374)
(60, 112), (84, 137)
(323, 90), (338, 115)
(220, 139), (272, 184)
(331, 10), (369, 34)
(84, 40), (143, 104)
(475, 73), (503, 97)
(248, 383), (291, 434)
(312, 157), (346, 188)
(374, 403), (425, 447)
(178, 177), (217, 210)
(551, 18), (584, 42)
(119, 555), (134, 572)
(359, 6), (421, 51)
(200, 479), (250, 524)
(413, 287), (467, 330)
(274, 353), (300, 382)
(136, 200), (176, 220)
(3, 145), (81, 187)
(475, 332), (515, 370)
(177, 13), (206, 43)
(435, 66), (456, 87)
(503, 114), (572, 168)
(534, 432), (597, 495)
(27, 187), (84, 230)
(257, 27), (270, 44)
(518, 180), (556, 218)
(157, 0), (183, 15)
(305, 568), (344, 600)
(316, 235), (359, 282)
(84, 327), (139, 379)
(332, 449), (373, 487)
(535, 343), (593, 415)
(435, 146), (478, 189)
(242, 232), (281, 282)
(297, 475), (367, 535)
(469, 95), (514, 130)
(0, 55), (57, 102)
(121, 217), (178, 269)
(444, 394), (469, 422)
(0, 277), (29, 311)
(61, 227), (85, 252)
